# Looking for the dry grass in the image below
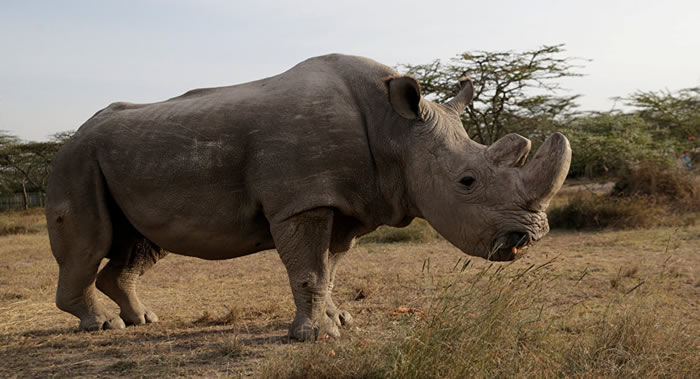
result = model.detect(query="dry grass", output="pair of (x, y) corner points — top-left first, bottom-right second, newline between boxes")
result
(1, 209), (699, 377)
(358, 218), (439, 244)
(0, 208), (46, 236)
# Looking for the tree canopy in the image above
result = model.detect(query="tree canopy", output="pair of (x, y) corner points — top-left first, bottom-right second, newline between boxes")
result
(621, 87), (700, 142)
(0, 131), (73, 196)
(401, 44), (584, 145)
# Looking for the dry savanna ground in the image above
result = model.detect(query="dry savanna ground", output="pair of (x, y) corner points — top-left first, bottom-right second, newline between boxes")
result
(0, 207), (698, 377)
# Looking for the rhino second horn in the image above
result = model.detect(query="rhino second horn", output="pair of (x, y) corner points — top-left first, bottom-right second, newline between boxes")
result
(520, 132), (572, 210)
(486, 133), (532, 167)
(445, 77), (474, 113)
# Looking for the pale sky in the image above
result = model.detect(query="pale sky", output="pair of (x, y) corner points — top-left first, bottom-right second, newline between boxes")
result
(2, 0), (699, 141)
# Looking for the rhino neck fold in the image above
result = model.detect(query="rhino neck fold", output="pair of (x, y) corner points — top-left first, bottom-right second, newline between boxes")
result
(361, 108), (423, 227)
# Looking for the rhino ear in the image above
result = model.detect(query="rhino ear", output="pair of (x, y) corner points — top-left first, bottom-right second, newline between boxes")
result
(445, 77), (474, 113)
(486, 134), (532, 167)
(384, 75), (423, 120)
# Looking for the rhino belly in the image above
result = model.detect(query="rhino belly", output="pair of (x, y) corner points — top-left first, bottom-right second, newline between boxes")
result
(112, 188), (275, 260)
(98, 145), (275, 259)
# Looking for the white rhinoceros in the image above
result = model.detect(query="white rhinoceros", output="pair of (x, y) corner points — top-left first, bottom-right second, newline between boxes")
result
(46, 54), (570, 340)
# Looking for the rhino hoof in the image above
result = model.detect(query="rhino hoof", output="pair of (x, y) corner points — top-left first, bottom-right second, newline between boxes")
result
(79, 316), (125, 331)
(338, 310), (353, 326)
(121, 310), (159, 326)
(145, 310), (159, 323)
(289, 318), (340, 341)
(326, 308), (354, 328)
(104, 317), (127, 330)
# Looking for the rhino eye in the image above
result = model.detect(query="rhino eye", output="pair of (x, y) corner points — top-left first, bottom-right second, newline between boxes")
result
(460, 176), (476, 187)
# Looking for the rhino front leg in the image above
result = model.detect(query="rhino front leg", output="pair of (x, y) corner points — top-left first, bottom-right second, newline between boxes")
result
(325, 250), (353, 328)
(271, 208), (339, 341)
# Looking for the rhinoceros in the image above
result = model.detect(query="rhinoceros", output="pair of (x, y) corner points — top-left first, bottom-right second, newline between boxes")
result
(46, 53), (571, 340)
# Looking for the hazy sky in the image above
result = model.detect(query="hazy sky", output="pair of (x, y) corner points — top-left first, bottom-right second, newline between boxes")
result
(2, 0), (699, 141)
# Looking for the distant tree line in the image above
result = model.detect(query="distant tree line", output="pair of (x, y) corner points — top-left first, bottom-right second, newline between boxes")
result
(0, 131), (73, 208)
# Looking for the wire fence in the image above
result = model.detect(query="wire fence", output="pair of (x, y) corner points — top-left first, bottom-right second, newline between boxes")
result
(0, 192), (44, 211)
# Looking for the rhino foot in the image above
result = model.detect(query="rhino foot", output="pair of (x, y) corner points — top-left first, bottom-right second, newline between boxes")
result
(289, 313), (341, 341)
(79, 315), (126, 331)
(121, 309), (159, 326)
(339, 310), (353, 326)
(326, 307), (353, 328)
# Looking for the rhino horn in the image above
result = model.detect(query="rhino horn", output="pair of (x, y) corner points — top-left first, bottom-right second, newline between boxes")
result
(445, 77), (474, 113)
(520, 132), (572, 210)
(485, 133), (532, 167)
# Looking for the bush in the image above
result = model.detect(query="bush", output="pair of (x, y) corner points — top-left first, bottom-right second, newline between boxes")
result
(547, 195), (659, 230)
(549, 161), (699, 229)
(611, 161), (699, 209)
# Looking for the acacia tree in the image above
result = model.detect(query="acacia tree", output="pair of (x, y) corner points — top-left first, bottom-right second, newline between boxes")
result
(401, 45), (584, 145)
(0, 132), (21, 194)
(620, 87), (700, 143)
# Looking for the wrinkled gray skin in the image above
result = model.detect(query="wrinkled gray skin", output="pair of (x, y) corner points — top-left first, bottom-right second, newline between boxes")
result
(46, 54), (571, 340)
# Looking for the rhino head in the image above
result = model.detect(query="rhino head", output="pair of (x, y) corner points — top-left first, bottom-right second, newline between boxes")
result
(385, 75), (571, 261)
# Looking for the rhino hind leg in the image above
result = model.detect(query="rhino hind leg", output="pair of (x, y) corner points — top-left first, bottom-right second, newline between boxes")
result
(272, 208), (342, 341)
(47, 165), (125, 331)
(96, 219), (167, 326)
(55, 264), (126, 331)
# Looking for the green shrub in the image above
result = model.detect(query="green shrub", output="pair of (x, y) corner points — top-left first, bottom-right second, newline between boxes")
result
(565, 113), (678, 178)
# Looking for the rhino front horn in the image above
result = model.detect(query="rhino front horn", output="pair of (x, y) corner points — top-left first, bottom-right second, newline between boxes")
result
(520, 132), (572, 210)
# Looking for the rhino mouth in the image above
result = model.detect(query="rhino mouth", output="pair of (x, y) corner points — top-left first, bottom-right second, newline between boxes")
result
(488, 232), (531, 261)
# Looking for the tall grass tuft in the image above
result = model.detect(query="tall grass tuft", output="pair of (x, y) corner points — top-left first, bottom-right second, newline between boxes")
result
(388, 261), (556, 378)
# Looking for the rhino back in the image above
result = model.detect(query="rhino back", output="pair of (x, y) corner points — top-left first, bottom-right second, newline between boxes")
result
(61, 54), (397, 258)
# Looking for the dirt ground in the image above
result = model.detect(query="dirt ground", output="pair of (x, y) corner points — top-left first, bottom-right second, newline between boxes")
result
(1, 221), (698, 377)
